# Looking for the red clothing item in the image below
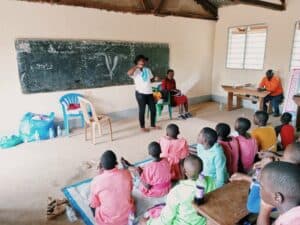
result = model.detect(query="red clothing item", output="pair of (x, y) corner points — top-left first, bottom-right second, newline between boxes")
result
(280, 124), (295, 149)
(259, 75), (283, 96)
(161, 78), (176, 91)
(218, 137), (239, 175)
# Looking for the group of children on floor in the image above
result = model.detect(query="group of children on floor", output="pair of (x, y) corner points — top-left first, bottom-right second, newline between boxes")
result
(89, 110), (300, 225)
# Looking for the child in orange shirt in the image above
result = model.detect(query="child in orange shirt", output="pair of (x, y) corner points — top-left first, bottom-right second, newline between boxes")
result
(159, 124), (189, 181)
(251, 111), (277, 152)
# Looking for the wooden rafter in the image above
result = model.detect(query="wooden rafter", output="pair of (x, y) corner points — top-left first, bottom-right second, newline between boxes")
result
(194, 0), (218, 18)
(233, 0), (286, 11)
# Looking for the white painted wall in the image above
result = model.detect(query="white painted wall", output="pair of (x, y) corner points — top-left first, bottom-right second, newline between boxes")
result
(0, 0), (215, 133)
(212, 0), (300, 101)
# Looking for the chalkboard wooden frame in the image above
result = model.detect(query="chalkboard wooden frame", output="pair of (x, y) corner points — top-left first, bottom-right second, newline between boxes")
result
(15, 38), (169, 94)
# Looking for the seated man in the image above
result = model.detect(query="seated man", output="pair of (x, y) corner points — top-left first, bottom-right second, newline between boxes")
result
(140, 155), (215, 225)
(161, 69), (192, 120)
(89, 150), (135, 225)
(258, 69), (284, 117)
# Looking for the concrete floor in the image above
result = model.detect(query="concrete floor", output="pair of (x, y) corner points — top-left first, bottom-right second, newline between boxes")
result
(0, 102), (280, 225)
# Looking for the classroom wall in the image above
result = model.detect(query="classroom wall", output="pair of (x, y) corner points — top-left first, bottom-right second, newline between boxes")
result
(0, 0), (215, 134)
(211, 0), (300, 105)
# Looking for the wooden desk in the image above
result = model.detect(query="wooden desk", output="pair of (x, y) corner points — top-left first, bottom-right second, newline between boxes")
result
(193, 181), (250, 225)
(293, 95), (300, 131)
(222, 85), (270, 111)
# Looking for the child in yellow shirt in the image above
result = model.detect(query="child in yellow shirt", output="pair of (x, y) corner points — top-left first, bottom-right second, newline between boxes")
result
(251, 111), (277, 152)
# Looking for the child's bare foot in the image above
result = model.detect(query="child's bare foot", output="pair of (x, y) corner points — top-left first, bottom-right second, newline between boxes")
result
(141, 128), (150, 132)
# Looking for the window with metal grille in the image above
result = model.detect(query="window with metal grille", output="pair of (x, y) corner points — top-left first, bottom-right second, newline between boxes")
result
(226, 24), (267, 70)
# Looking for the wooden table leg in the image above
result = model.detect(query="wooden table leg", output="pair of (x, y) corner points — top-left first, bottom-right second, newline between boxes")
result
(236, 95), (242, 109)
(258, 97), (264, 111)
(227, 92), (233, 111)
(296, 106), (300, 131)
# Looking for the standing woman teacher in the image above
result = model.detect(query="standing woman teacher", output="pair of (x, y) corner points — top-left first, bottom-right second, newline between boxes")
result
(127, 55), (160, 132)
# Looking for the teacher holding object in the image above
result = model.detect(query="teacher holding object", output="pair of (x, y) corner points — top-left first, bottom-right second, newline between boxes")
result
(127, 55), (160, 132)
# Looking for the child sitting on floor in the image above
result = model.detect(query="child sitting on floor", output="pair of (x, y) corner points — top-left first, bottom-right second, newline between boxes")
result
(90, 150), (135, 225)
(197, 127), (228, 188)
(215, 123), (239, 175)
(235, 117), (258, 172)
(159, 123), (189, 181)
(230, 142), (300, 214)
(121, 142), (172, 198)
(252, 111), (277, 152)
(257, 161), (300, 225)
(140, 155), (215, 225)
(275, 112), (295, 150)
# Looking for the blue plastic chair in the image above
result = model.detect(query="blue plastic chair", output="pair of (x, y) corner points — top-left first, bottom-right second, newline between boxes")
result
(59, 93), (84, 135)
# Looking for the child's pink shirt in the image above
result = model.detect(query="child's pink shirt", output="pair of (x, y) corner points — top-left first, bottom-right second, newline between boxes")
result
(274, 206), (300, 225)
(218, 137), (239, 175)
(236, 135), (258, 172)
(140, 158), (172, 197)
(90, 168), (134, 225)
(159, 136), (189, 165)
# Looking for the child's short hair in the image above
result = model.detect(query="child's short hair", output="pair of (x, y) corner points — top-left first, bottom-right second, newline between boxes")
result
(148, 141), (161, 158)
(100, 150), (117, 170)
(166, 123), (180, 138)
(281, 112), (292, 124)
(254, 110), (269, 126)
(167, 69), (174, 74)
(215, 123), (231, 139)
(235, 117), (251, 134)
(200, 127), (218, 147)
(261, 161), (300, 203)
(183, 154), (203, 178)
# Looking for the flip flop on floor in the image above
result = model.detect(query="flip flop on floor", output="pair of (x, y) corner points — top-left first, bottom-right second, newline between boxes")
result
(48, 197), (68, 207)
(47, 204), (66, 220)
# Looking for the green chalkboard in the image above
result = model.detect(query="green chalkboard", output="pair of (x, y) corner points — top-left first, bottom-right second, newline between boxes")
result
(15, 39), (169, 94)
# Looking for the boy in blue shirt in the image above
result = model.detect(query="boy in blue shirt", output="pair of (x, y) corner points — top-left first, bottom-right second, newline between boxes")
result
(197, 127), (228, 188)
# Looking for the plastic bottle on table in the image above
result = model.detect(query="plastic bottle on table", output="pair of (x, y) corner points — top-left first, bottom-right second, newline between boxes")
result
(194, 173), (205, 205)
(49, 127), (54, 139)
(57, 126), (62, 137)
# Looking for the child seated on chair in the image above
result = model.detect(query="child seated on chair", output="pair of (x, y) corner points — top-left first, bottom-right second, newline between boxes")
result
(159, 124), (189, 181)
(235, 117), (258, 173)
(215, 123), (239, 175)
(197, 127), (228, 188)
(89, 150), (135, 225)
(275, 112), (295, 150)
(140, 155), (215, 225)
(251, 111), (277, 152)
(257, 161), (300, 225)
(230, 142), (300, 214)
(121, 142), (172, 198)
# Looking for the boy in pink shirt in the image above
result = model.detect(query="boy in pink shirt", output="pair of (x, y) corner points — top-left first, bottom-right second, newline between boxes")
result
(122, 142), (172, 198)
(215, 123), (239, 175)
(90, 151), (135, 225)
(159, 124), (189, 180)
(257, 161), (300, 225)
(235, 117), (258, 173)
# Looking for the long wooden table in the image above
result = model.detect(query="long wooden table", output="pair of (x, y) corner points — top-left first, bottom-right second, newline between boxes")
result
(193, 181), (250, 225)
(222, 85), (270, 111)
(293, 95), (300, 131)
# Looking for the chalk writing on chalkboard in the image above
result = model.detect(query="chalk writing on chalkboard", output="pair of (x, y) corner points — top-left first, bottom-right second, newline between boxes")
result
(15, 39), (169, 94)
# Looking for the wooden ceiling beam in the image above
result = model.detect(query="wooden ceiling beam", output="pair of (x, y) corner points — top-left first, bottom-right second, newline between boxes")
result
(194, 0), (218, 18)
(233, 0), (286, 11)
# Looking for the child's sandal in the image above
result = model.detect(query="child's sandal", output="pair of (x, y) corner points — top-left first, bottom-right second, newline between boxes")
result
(46, 204), (66, 220)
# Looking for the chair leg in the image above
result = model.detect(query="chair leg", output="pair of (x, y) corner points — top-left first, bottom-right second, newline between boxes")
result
(84, 123), (88, 141)
(64, 117), (70, 135)
(108, 119), (113, 141)
(92, 123), (96, 145)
